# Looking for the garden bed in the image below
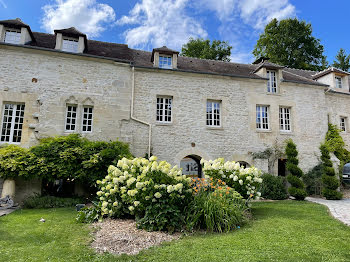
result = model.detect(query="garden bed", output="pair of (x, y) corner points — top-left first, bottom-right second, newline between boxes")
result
(91, 219), (180, 255)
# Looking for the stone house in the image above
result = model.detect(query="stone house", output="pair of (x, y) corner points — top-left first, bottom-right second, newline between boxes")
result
(0, 18), (349, 198)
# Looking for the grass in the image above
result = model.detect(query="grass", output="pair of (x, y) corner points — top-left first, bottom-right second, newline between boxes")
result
(0, 201), (349, 262)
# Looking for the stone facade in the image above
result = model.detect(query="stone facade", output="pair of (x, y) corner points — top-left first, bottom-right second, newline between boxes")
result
(1, 30), (350, 186)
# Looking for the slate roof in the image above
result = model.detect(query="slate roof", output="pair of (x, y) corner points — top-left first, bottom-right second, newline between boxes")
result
(0, 21), (338, 86)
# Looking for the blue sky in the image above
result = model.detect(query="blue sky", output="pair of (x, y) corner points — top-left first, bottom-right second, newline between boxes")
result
(0, 0), (348, 64)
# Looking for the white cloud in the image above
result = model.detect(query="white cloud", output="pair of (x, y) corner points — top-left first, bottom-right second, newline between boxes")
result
(41, 0), (116, 37)
(0, 0), (7, 8)
(117, 0), (207, 50)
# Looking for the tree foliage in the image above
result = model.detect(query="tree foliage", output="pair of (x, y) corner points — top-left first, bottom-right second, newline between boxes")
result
(181, 38), (232, 61)
(332, 48), (350, 72)
(253, 18), (327, 71)
(320, 144), (342, 200)
(285, 139), (307, 200)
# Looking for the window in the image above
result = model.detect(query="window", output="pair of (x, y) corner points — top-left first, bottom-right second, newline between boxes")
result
(159, 55), (172, 69)
(206, 100), (221, 127)
(1, 103), (25, 143)
(82, 106), (93, 132)
(65, 105), (77, 131)
(335, 76), (342, 89)
(279, 107), (291, 131)
(340, 117), (347, 132)
(256, 105), (269, 130)
(4, 29), (21, 44)
(62, 38), (79, 53)
(156, 97), (172, 123)
(267, 70), (277, 93)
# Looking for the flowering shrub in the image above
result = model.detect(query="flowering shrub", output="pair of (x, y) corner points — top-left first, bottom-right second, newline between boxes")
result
(95, 156), (192, 232)
(201, 158), (263, 199)
(186, 177), (248, 232)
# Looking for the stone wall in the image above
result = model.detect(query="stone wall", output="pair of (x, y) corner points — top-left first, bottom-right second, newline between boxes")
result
(132, 67), (328, 173)
(0, 45), (133, 148)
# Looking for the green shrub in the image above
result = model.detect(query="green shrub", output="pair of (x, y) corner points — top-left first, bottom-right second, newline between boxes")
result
(201, 158), (263, 199)
(76, 207), (100, 223)
(23, 195), (84, 208)
(285, 140), (307, 200)
(304, 164), (323, 195)
(320, 144), (342, 200)
(94, 157), (192, 232)
(260, 174), (287, 200)
(0, 145), (37, 180)
(186, 179), (247, 232)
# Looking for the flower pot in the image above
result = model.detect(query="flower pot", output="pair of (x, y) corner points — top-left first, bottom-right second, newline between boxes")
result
(1, 179), (16, 199)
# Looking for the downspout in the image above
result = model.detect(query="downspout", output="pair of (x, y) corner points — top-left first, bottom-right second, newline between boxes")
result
(130, 66), (152, 157)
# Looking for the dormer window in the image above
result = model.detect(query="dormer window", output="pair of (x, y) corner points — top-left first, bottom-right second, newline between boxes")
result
(62, 38), (79, 53)
(267, 70), (277, 93)
(335, 76), (342, 89)
(4, 29), (21, 44)
(159, 55), (172, 69)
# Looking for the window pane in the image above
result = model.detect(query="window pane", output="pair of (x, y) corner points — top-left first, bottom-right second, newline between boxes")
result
(4, 30), (21, 44)
(62, 39), (79, 53)
(206, 101), (220, 127)
(257, 105), (269, 130)
(65, 105), (77, 131)
(159, 56), (172, 69)
(1, 103), (25, 143)
(156, 97), (172, 123)
(82, 106), (93, 132)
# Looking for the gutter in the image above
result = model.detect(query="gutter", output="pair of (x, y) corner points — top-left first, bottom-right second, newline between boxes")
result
(130, 66), (152, 157)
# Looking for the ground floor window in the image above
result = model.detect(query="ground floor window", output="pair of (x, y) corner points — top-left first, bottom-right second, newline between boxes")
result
(1, 103), (25, 143)
(340, 117), (347, 132)
(65, 104), (77, 131)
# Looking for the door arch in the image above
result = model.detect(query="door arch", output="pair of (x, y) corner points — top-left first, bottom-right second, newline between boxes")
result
(180, 155), (202, 178)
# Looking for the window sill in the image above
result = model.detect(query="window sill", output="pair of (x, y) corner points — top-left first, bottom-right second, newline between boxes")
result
(256, 129), (272, 133)
(266, 92), (281, 96)
(155, 122), (173, 126)
(206, 126), (223, 130)
(280, 131), (293, 135)
(0, 141), (20, 145)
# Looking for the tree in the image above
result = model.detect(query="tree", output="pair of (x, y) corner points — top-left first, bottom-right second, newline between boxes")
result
(332, 48), (350, 71)
(285, 139), (307, 200)
(320, 144), (342, 200)
(253, 18), (327, 71)
(181, 38), (232, 62)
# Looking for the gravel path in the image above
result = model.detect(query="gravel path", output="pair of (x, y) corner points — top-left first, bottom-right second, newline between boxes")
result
(91, 219), (180, 255)
(306, 197), (350, 226)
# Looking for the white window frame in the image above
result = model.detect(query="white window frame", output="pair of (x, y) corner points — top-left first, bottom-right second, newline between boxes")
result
(256, 105), (270, 130)
(82, 106), (93, 133)
(4, 29), (21, 44)
(267, 70), (277, 93)
(279, 107), (291, 132)
(340, 117), (347, 132)
(65, 104), (78, 132)
(156, 96), (172, 123)
(62, 37), (79, 53)
(335, 76), (342, 89)
(159, 55), (172, 69)
(0, 103), (25, 144)
(206, 100), (221, 127)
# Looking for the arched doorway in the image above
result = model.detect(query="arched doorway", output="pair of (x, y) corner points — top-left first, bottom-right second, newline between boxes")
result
(180, 155), (202, 178)
(238, 161), (250, 168)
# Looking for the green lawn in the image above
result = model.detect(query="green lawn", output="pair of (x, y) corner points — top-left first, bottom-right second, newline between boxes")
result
(0, 201), (349, 262)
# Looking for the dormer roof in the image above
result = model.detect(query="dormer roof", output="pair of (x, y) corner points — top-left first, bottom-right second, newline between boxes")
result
(312, 67), (350, 79)
(151, 46), (179, 62)
(54, 27), (86, 38)
(0, 18), (35, 42)
(253, 60), (284, 73)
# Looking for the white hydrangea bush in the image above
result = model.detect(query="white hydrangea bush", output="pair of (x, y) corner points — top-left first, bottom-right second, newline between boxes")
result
(95, 156), (193, 230)
(201, 158), (263, 199)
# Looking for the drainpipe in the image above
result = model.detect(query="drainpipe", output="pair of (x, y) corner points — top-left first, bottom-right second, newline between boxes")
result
(130, 66), (152, 157)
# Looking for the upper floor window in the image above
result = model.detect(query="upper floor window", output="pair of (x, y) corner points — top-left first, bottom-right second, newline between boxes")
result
(4, 29), (21, 44)
(62, 38), (79, 53)
(82, 106), (93, 132)
(65, 104), (77, 131)
(256, 105), (269, 130)
(206, 100), (221, 127)
(1, 103), (25, 143)
(156, 96), (172, 123)
(335, 76), (342, 89)
(267, 70), (277, 93)
(159, 55), (172, 69)
(279, 107), (291, 132)
(340, 117), (347, 132)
